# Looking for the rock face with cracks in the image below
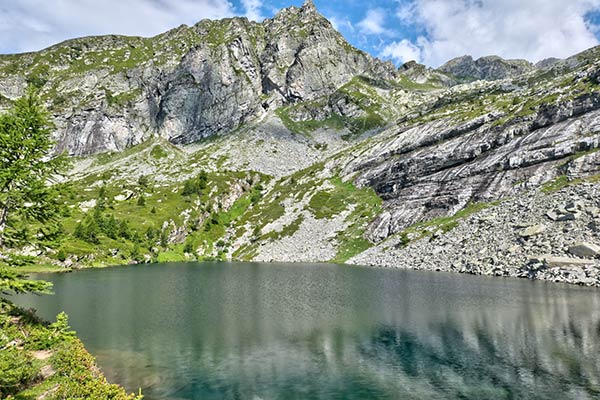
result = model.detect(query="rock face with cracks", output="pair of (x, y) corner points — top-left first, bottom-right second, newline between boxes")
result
(0, 0), (395, 156)
(345, 92), (600, 242)
(439, 55), (535, 81)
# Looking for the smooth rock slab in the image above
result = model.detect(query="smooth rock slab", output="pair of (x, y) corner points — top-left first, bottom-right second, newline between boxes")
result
(569, 242), (600, 258)
(520, 224), (546, 238)
(533, 255), (596, 267)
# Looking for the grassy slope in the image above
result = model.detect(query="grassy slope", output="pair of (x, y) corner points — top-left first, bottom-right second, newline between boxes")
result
(230, 160), (382, 262)
(6, 37), (600, 274)
(49, 168), (267, 267)
(42, 161), (381, 268)
(14, 52), (599, 271)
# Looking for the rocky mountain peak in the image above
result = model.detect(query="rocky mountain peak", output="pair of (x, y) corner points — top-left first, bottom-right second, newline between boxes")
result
(0, 0), (397, 155)
(270, 0), (326, 27)
(301, 0), (317, 13)
(438, 54), (535, 81)
(398, 60), (456, 86)
(535, 57), (560, 69)
(399, 60), (422, 72)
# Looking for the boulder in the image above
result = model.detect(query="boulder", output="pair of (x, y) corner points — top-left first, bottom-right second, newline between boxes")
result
(565, 201), (583, 213)
(535, 255), (595, 267)
(520, 224), (546, 238)
(558, 212), (580, 221)
(569, 242), (600, 258)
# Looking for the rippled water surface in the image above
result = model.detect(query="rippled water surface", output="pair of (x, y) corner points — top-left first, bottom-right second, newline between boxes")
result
(14, 262), (600, 399)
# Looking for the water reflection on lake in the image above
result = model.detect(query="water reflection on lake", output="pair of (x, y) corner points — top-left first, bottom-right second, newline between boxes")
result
(14, 262), (600, 399)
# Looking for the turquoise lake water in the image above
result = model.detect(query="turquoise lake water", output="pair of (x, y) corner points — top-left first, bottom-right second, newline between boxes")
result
(13, 262), (600, 399)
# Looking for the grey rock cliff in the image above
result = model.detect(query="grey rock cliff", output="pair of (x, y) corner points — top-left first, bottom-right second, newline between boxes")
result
(438, 55), (535, 81)
(0, 0), (396, 154)
(344, 90), (600, 241)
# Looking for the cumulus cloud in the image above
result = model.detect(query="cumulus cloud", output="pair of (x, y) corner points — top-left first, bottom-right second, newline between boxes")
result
(0, 0), (235, 54)
(380, 39), (422, 64)
(357, 8), (391, 36)
(241, 0), (264, 21)
(328, 15), (355, 33)
(384, 0), (600, 67)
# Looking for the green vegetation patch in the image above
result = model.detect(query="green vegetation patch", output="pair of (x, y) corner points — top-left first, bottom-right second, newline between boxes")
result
(396, 75), (442, 91)
(276, 76), (389, 138)
(156, 250), (188, 263)
(333, 236), (373, 264)
(105, 88), (142, 108)
(92, 140), (156, 167)
(329, 179), (382, 263)
(307, 177), (379, 221)
(276, 105), (342, 137)
(308, 189), (348, 219)
(277, 105), (385, 138)
(42, 166), (268, 267)
(0, 300), (141, 399)
(149, 144), (168, 159)
(540, 175), (590, 193)
(262, 215), (305, 242)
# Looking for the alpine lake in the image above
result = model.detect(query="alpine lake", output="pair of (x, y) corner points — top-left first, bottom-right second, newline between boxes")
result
(13, 262), (600, 400)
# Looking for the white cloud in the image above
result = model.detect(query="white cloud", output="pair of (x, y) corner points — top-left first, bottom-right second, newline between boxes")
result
(396, 2), (417, 23)
(380, 39), (422, 64)
(328, 15), (354, 33)
(391, 0), (600, 67)
(241, 0), (264, 21)
(0, 0), (235, 54)
(357, 8), (391, 36)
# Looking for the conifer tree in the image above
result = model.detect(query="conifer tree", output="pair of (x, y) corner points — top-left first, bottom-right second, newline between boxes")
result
(0, 88), (68, 248)
(0, 89), (68, 293)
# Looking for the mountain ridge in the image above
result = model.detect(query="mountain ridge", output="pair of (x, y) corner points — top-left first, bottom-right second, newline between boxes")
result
(1, 1), (600, 287)
(0, 0), (397, 155)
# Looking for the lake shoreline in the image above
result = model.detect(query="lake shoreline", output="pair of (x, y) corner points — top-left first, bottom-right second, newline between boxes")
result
(350, 184), (600, 288)
(0, 299), (141, 399)
(21, 260), (600, 288)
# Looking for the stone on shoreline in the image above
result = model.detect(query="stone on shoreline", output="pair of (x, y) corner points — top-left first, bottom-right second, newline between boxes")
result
(531, 255), (595, 268)
(569, 242), (600, 258)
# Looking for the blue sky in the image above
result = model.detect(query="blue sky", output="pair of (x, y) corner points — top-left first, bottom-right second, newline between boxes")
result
(2, 0), (600, 67)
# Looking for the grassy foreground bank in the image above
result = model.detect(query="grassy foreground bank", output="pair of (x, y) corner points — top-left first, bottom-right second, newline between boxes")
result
(0, 299), (141, 399)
